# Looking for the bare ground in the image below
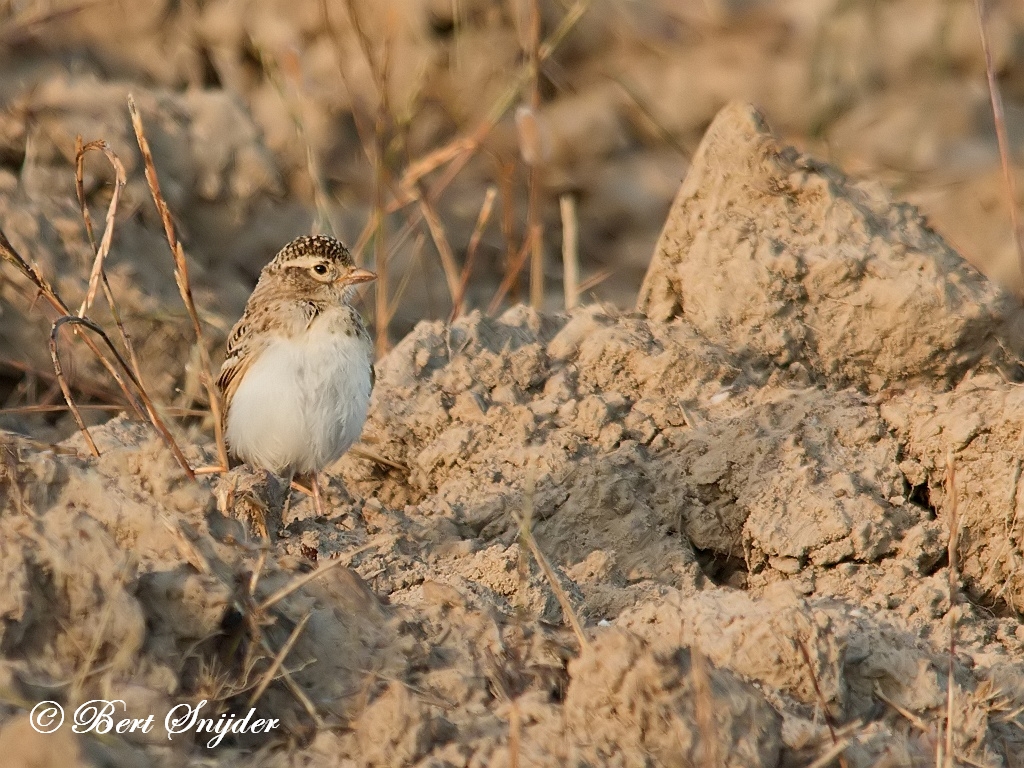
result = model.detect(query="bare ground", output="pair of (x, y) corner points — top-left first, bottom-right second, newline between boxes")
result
(3, 3), (1024, 767)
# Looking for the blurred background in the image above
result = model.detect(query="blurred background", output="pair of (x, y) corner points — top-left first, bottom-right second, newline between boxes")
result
(2, 0), (1024, 433)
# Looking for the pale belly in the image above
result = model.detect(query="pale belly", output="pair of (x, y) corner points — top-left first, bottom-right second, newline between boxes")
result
(225, 328), (372, 475)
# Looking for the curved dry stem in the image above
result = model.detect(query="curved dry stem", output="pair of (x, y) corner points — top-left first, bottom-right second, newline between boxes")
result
(451, 185), (497, 320)
(48, 322), (99, 457)
(127, 95), (229, 471)
(50, 316), (195, 478)
(1, 225), (148, 421)
(75, 140), (126, 318)
(975, 0), (1024, 289)
(74, 137), (144, 376)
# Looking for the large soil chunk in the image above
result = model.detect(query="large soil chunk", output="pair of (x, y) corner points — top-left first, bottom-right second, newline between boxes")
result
(637, 101), (1023, 390)
(882, 373), (1024, 613)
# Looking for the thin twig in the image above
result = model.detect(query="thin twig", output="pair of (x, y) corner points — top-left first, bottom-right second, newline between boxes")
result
(0, 403), (208, 417)
(0, 226), (163, 428)
(805, 736), (856, 768)
(49, 323), (99, 457)
(797, 636), (848, 768)
(128, 95), (229, 471)
(259, 537), (390, 611)
(416, 190), (462, 303)
(247, 612), (312, 708)
(560, 193), (578, 310)
(74, 140), (126, 319)
(511, 469), (589, 651)
(380, 232), (425, 325)
(451, 185), (497, 320)
(524, 0), (545, 310)
(74, 137), (144, 378)
(488, 238), (532, 314)
(975, 0), (1024, 288)
(50, 316), (195, 477)
(942, 449), (960, 768)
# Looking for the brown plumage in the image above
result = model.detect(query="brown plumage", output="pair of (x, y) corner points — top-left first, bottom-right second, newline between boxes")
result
(217, 236), (376, 511)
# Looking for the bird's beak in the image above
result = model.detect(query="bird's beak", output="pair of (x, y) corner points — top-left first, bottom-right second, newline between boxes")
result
(340, 268), (377, 285)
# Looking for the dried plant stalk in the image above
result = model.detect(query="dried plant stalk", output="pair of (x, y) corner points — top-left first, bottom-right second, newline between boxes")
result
(48, 323), (99, 456)
(975, 0), (1024, 287)
(74, 137), (145, 378)
(50, 316), (195, 477)
(941, 450), (960, 768)
(417, 191), (462, 303)
(798, 638), (843, 758)
(74, 140), (126, 318)
(451, 186), (498, 319)
(560, 193), (578, 310)
(127, 95), (229, 471)
(488, 239), (532, 314)
(512, 470), (589, 651)
(1, 225), (151, 422)
(247, 611), (312, 708)
(523, 0), (545, 310)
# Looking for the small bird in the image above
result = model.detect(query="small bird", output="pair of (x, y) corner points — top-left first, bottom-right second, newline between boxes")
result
(217, 235), (376, 518)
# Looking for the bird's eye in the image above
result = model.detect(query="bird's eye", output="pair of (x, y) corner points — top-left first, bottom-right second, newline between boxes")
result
(313, 264), (328, 275)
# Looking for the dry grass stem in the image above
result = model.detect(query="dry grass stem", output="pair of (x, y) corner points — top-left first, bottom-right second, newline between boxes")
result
(397, 136), (478, 201)
(527, 172), (544, 310)
(797, 636), (847, 768)
(560, 193), (579, 309)
(512, 473), (589, 651)
(372, 176), (390, 357)
(50, 315), (195, 476)
(384, 232), (426, 321)
(941, 449), (960, 768)
(488, 239), (532, 314)
(1, 355), (119, 402)
(451, 185), (498, 319)
(48, 322), (99, 456)
(338, 0), (398, 356)
(260, 45), (336, 237)
(0, 227), (200, 469)
(259, 537), (390, 611)
(975, 0), (1024, 286)
(73, 139), (126, 319)
(74, 136), (145, 380)
(247, 611), (312, 708)
(0, 227), (70, 318)
(348, 444), (408, 472)
(521, 0), (545, 310)
(335, 0), (592, 335)
(576, 268), (611, 295)
(0, 403), (206, 417)
(805, 736), (857, 768)
(417, 191), (462, 302)
(127, 94), (228, 471)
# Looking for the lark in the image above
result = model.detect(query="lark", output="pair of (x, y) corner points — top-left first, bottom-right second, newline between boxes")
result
(217, 235), (376, 518)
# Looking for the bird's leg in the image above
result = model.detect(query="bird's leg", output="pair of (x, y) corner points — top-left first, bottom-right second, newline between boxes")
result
(311, 473), (327, 518)
(284, 474), (329, 517)
(282, 469), (296, 522)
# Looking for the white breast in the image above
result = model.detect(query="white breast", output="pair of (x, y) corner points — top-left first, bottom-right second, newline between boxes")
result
(225, 322), (372, 476)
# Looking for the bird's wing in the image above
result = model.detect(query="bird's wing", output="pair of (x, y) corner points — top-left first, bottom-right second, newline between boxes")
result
(217, 306), (275, 412)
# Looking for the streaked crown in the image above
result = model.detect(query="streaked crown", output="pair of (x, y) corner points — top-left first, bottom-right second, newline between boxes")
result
(272, 235), (355, 268)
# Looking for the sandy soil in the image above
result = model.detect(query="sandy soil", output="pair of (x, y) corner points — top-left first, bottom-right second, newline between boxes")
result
(3, 2), (1024, 767)
(2, 99), (1024, 767)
